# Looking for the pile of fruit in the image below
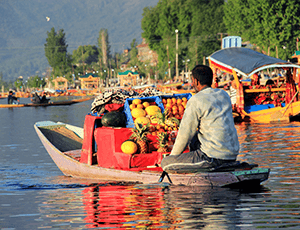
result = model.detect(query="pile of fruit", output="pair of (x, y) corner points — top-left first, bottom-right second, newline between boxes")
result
(129, 98), (162, 126)
(121, 123), (174, 155)
(129, 98), (180, 134)
(120, 96), (191, 155)
(161, 97), (188, 120)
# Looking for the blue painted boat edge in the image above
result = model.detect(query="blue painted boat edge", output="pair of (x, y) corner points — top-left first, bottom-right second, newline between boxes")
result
(231, 168), (270, 176)
(35, 121), (60, 127)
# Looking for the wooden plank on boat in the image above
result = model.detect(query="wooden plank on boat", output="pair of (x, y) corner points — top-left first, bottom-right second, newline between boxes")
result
(39, 126), (82, 152)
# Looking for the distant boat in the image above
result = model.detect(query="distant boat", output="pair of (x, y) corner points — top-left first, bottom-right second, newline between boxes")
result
(0, 97), (91, 108)
(208, 47), (300, 123)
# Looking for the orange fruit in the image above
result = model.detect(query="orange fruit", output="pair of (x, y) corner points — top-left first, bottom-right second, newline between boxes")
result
(172, 110), (178, 115)
(158, 128), (165, 133)
(167, 98), (172, 104)
(182, 101), (187, 108)
(136, 104), (144, 109)
(182, 97), (187, 102)
(178, 105), (184, 112)
(175, 114), (181, 119)
(165, 103), (172, 109)
(177, 98), (182, 104)
(162, 99), (167, 104)
(172, 105), (178, 111)
(171, 98), (177, 104)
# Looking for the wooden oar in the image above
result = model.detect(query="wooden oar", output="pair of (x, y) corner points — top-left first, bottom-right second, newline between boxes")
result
(158, 171), (173, 184)
(270, 90), (299, 122)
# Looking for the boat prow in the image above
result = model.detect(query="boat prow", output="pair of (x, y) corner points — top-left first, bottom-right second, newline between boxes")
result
(34, 119), (270, 188)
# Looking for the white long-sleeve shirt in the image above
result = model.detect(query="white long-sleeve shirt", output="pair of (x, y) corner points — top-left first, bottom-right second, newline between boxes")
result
(171, 87), (239, 160)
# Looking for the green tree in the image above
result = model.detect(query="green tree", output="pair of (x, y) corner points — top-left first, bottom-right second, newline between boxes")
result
(98, 29), (111, 69)
(141, 0), (225, 77)
(27, 75), (45, 89)
(72, 45), (99, 65)
(190, 0), (226, 63)
(0, 73), (5, 90)
(44, 27), (71, 78)
(0, 73), (13, 91)
(224, 0), (300, 60)
(128, 39), (140, 68)
(14, 78), (23, 90)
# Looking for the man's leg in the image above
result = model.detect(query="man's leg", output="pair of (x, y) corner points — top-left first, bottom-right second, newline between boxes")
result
(161, 149), (216, 172)
(188, 133), (200, 151)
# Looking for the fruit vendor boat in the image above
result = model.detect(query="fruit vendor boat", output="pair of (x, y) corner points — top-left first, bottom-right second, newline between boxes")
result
(34, 115), (270, 188)
(208, 47), (300, 123)
(0, 97), (91, 108)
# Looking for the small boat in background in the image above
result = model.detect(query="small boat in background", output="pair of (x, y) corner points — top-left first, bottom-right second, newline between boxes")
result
(0, 97), (91, 108)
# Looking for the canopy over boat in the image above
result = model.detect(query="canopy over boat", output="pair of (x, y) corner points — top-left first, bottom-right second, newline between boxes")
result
(208, 47), (300, 123)
(208, 47), (300, 78)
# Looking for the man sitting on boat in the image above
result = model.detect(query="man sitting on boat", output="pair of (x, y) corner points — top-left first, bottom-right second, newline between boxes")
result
(161, 65), (240, 172)
(31, 92), (50, 104)
(7, 91), (19, 104)
(40, 92), (50, 104)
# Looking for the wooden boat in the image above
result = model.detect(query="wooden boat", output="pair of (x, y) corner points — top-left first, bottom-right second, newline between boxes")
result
(34, 115), (270, 188)
(0, 97), (91, 108)
(208, 47), (300, 123)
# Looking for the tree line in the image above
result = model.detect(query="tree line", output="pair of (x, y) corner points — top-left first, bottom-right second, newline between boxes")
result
(2, 0), (299, 91)
(141, 0), (300, 75)
(44, 0), (227, 84)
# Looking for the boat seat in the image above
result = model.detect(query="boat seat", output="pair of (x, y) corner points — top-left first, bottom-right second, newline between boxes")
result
(164, 161), (258, 174)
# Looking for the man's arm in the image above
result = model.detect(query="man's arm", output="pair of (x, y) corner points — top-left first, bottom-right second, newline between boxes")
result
(170, 98), (199, 155)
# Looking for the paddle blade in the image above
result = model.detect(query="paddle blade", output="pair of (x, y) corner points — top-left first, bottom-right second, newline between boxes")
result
(270, 111), (290, 123)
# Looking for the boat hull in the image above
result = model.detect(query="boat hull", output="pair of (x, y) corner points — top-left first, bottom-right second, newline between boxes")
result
(241, 101), (300, 123)
(34, 122), (270, 187)
(0, 98), (91, 108)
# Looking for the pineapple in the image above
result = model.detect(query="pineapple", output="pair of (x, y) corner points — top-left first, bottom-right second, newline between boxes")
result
(130, 123), (149, 154)
(157, 132), (169, 153)
(151, 110), (169, 125)
(152, 110), (180, 128)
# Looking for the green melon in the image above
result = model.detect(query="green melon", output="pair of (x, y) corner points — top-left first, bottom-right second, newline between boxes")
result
(101, 111), (126, 127)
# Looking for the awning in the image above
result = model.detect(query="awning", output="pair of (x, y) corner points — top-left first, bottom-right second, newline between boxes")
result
(208, 47), (300, 78)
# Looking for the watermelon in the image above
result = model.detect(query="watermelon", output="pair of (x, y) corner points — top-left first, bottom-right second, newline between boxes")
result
(101, 111), (126, 127)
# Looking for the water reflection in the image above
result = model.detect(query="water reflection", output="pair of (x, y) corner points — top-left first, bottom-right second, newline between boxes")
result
(36, 182), (271, 229)
(82, 182), (169, 229)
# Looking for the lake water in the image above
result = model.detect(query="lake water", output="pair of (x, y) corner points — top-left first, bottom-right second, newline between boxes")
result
(1, 97), (300, 229)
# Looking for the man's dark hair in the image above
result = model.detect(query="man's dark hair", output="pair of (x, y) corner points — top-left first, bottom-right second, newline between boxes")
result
(191, 65), (213, 86)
